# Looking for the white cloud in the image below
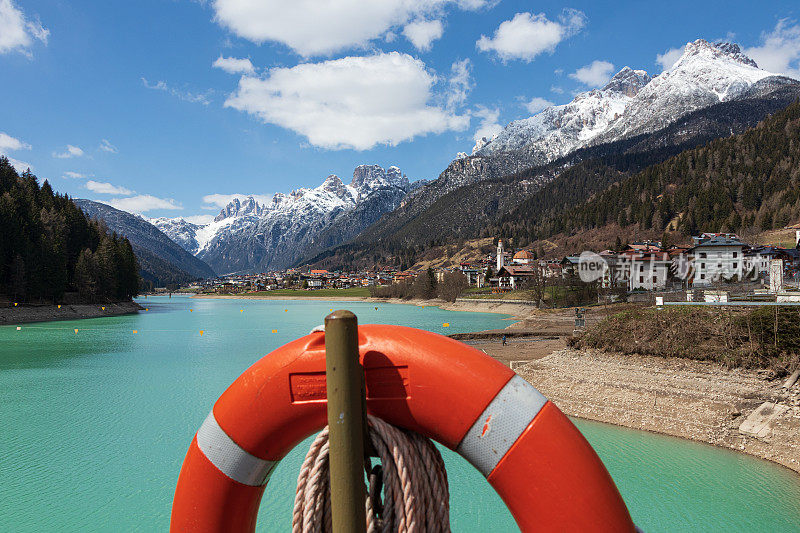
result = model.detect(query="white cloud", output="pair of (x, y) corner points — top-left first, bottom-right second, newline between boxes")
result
(0, 0), (49, 56)
(211, 0), (492, 57)
(4, 156), (31, 172)
(655, 46), (683, 72)
(476, 9), (586, 62)
(141, 77), (213, 105)
(0, 131), (31, 152)
(107, 195), (182, 213)
(85, 180), (134, 195)
(745, 19), (800, 79)
(472, 105), (502, 142)
(213, 55), (255, 74)
(99, 139), (118, 153)
(550, 85), (565, 94)
(63, 171), (86, 179)
(224, 52), (469, 150)
(523, 97), (554, 114)
(569, 60), (615, 87)
(53, 145), (84, 159)
(403, 19), (443, 52)
(447, 58), (472, 108)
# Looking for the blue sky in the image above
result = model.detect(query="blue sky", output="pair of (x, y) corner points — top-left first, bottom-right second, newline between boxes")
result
(1, 0), (799, 223)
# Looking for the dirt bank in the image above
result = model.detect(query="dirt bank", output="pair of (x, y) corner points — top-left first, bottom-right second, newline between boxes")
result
(0, 301), (142, 325)
(494, 345), (800, 474)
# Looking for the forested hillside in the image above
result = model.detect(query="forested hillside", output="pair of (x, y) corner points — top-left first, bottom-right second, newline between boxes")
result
(74, 199), (215, 287)
(0, 158), (139, 303)
(494, 100), (800, 244)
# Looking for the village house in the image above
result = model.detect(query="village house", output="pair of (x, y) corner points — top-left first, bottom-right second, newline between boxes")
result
(620, 250), (672, 291)
(689, 235), (745, 286)
(459, 263), (486, 287)
(496, 265), (538, 289)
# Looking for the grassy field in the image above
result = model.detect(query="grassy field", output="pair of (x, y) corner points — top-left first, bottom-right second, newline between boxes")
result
(243, 287), (371, 298)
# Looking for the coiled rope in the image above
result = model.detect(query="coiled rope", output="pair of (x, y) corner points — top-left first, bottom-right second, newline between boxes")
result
(293, 415), (451, 533)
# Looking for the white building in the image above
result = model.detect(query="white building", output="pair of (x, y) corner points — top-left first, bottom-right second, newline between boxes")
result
(496, 239), (505, 271)
(689, 235), (745, 286)
(621, 251), (672, 291)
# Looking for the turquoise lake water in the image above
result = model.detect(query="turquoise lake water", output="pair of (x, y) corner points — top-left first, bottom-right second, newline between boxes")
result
(1, 295), (799, 532)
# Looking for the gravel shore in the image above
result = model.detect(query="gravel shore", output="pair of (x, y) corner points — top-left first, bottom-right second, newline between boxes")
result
(0, 301), (142, 325)
(508, 347), (800, 474)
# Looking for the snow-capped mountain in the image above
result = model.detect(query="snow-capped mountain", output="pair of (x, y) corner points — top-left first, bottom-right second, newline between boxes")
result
(593, 40), (773, 143)
(353, 39), (800, 251)
(154, 165), (411, 274)
(476, 40), (786, 161)
(150, 217), (204, 255)
(478, 67), (651, 161)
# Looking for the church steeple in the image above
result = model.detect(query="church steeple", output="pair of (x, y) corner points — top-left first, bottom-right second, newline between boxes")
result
(497, 239), (504, 271)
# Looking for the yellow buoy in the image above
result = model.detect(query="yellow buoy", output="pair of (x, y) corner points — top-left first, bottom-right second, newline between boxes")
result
(133, 330), (138, 334)
(330, 308), (333, 312)
(14, 302), (18, 307)
(145, 308), (149, 311)
(442, 323), (450, 327)
(74, 329), (79, 334)
(272, 329), (277, 333)
(240, 309), (244, 313)
(102, 307), (105, 311)
(284, 309), (288, 312)
(58, 304), (61, 309)
(199, 330), (204, 336)
(190, 309), (193, 312)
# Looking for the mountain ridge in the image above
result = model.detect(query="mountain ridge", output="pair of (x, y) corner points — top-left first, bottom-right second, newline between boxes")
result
(152, 164), (414, 274)
(74, 199), (216, 285)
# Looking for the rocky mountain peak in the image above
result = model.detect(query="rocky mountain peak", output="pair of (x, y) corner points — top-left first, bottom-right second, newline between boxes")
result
(350, 164), (409, 192)
(321, 174), (352, 200)
(351, 165), (385, 189)
(472, 134), (497, 155)
(676, 39), (759, 70)
(603, 66), (651, 97)
(214, 196), (266, 222)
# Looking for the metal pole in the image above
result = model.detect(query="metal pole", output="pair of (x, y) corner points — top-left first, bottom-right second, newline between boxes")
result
(325, 310), (367, 533)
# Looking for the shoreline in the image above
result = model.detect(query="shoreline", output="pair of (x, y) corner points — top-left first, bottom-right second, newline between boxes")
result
(194, 292), (800, 472)
(512, 347), (800, 475)
(191, 293), (536, 321)
(0, 301), (143, 325)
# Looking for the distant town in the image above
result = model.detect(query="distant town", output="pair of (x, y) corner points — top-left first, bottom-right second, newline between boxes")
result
(164, 228), (800, 305)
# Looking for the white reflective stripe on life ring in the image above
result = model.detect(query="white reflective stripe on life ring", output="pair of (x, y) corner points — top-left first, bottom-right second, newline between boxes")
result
(196, 411), (277, 487)
(456, 374), (548, 477)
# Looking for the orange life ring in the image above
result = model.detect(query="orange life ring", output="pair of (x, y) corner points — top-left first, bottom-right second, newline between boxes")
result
(171, 325), (635, 532)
